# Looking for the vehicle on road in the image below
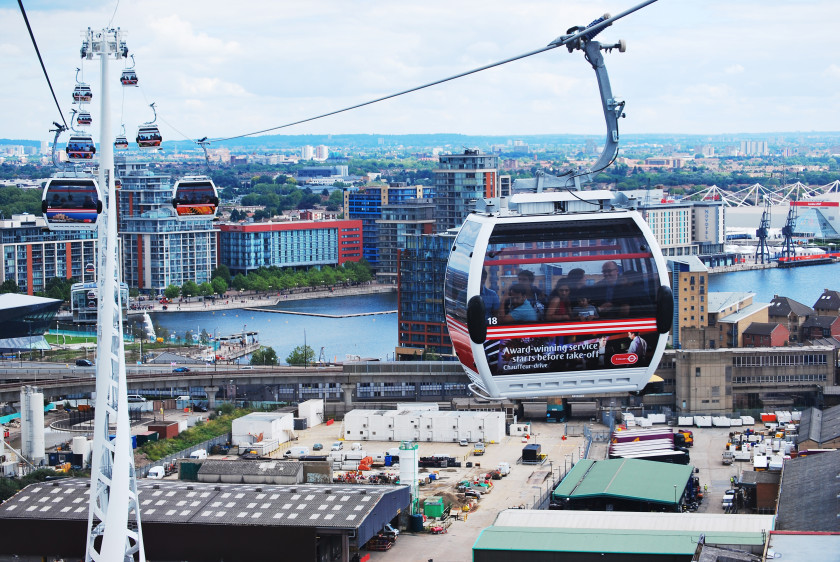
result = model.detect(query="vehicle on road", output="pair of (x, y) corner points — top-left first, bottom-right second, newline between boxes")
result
(464, 489), (482, 499)
(331, 442), (343, 451)
(172, 366), (190, 373)
(147, 466), (165, 479)
(382, 523), (400, 538)
(313, 443), (323, 451)
(459, 438), (469, 446)
(473, 442), (486, 456)
(722, 490), (736, 509)
(75, 359), (93, 367)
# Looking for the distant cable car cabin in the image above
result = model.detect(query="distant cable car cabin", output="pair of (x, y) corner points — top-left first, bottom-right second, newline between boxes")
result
(136, 125), (161, 148)
(171, 176), (219, 219)
(41, 176), (103, 231)
(114, 135), (129, 150)
(76, 111), (92, 126)
(120, 69), (138, 86)
(444, 191), (673, 399)
(72, 84), (93, 103)
(65, 135), (96, 159)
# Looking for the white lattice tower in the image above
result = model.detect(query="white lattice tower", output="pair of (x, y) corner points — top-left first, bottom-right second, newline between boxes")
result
(83, 27), (145, 562)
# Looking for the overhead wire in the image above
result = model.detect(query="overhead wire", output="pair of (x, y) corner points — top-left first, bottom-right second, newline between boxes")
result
(207, 0), (657, 144)
(17, 0), (68, 130)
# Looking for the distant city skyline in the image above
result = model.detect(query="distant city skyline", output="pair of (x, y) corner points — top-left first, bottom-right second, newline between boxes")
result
(2, 0), (839, 143)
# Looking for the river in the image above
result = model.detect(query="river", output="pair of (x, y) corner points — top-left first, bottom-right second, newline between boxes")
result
(148, 262), (840, 363)
(148, 292), (398, 364)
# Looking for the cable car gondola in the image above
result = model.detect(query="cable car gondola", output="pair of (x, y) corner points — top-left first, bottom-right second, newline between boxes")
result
(136, 103), (161, 148)
(72, 84), (93, 103)
(65, 135), (96, 159)
(444, 195), (673, 399)
(114, 136), (129, 150)
(41, 176), (103, 231)
(120, 55), (138, 86)
(136, 125), (162, 148)
(77, 111), (92, 126)
(171, 176), (219, 218)
(120, 69), (138, 86)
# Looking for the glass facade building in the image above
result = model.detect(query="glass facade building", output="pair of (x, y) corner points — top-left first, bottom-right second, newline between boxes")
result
(397, 232), (455, 356)
(375, 199), (436, 285)
(0, 214), (98, 295)
(434, 149), (499, 232)
(344, 185), (433, 269)
(116, 159), (217, 293)
(218, 220), (362, 275)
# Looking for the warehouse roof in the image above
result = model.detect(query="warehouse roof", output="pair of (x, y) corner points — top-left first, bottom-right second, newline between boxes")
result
(775, 450), (840, 532)
(553, 458), (694, 504)
(198, 459), (301, 477)
(796, 405), (840, 446)
(492, 510), (774, 534)
(473, 527), (764, 556)
(0, 479), (408, 531)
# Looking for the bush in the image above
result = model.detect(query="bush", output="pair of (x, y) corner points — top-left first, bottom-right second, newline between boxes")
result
(138, 408), (249, 461)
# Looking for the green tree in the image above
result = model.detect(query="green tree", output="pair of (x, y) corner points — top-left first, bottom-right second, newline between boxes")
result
(212, 265), (232, 285)
(199, 329), (210, 345)
(181, 280), (200, 297)
(43, 277), (74, 302)
(0, 279), (19, 294)
(232, 273), (248, 291)
(212, 277), (228, 295)
(199, 282), (214, 297)
(164, 284), (181, 300)
(286, 344), (315, 366)
(251, 346), (278, 365)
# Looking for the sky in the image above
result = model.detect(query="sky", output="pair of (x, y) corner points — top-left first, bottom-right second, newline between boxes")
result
(2, 0), (840, 144)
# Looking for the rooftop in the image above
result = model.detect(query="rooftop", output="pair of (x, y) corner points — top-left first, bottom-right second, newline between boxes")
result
(775, 450), (840, 532)
(553, 458), (694, 504)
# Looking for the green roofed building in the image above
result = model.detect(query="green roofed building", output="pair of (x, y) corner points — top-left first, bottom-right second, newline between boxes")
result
(474, 511), (773, 562)
(552, 458), (695, 512)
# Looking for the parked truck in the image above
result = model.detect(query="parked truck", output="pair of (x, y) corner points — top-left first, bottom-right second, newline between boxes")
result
(473, 442), (485, 456)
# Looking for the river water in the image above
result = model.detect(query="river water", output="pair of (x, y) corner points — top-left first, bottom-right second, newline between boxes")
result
(149, 292), (398, 364)
(148, 263), (840, 363)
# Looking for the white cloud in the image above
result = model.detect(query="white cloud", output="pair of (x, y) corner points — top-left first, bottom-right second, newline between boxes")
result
(4, 0), (840, 140)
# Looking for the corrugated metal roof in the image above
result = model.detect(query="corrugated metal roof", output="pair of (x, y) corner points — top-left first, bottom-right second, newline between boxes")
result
(776, 450), (840, 532)
(553, 458), (694, 504)
(198, 459), (301, 477)
(0, 479), (408, 531)
(473, 527), (765, 555)
(492, 510), (774, 534)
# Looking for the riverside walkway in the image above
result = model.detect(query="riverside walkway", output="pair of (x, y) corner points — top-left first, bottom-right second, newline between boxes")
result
(243, 308), (396, 318)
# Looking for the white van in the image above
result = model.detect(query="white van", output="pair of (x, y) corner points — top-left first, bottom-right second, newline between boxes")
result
(497, 462), (511, 476)
(189, 449), (208, 460)
(283, 446), (310, 459)
(127, 395), (146, 403)
(147, 466), (165, 479)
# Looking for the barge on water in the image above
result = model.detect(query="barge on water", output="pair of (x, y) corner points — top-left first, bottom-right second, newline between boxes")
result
(777, 253), (839, 268)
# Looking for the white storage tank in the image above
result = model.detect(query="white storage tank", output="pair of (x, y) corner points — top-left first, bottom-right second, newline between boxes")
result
(20, 386), (45, 465)
(399, 441), (419, 506)
(71, 436), (91, 462)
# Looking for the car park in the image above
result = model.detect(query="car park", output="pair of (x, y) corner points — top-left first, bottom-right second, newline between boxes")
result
(172, 366), (190, 373)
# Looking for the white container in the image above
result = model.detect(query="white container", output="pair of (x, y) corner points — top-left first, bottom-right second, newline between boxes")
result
(678, 416), (694, 426)
(729, 418), (743, 427)
(647, 414), (666, 424)
(694, 416), (712, 427)
(177, 419), (188, 434)
(712, 417), (731, 427)
(740, 416), (755, 425)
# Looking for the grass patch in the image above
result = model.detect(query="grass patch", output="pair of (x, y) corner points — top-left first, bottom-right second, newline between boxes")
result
(138, 407), (250, 461)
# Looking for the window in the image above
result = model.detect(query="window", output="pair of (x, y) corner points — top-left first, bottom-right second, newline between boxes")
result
(695, 367), (701, 377)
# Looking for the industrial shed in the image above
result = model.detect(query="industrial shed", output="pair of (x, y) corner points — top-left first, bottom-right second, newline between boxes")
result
(775, 449), (840, 532)
(552, 458), (695, 512)
(343, 408), (505, 443)
(197, 459), (303, 484)
(0, 479), (410, 562)
(231, 411), (294, 446)
(474, 511), (772, 562)
(795, 405), (840, 449)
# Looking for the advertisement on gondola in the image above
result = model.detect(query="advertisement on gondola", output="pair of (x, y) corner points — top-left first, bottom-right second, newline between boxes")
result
(480, 225), (660, 377)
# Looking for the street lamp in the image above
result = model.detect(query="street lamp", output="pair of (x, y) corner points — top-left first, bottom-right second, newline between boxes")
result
(673, 484), (678, 510)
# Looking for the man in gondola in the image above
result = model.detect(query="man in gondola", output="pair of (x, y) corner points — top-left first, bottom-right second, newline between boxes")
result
(591, 260), (628, 318)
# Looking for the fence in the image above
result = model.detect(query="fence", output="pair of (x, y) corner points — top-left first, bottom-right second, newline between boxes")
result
(136, 433), (231, 478)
